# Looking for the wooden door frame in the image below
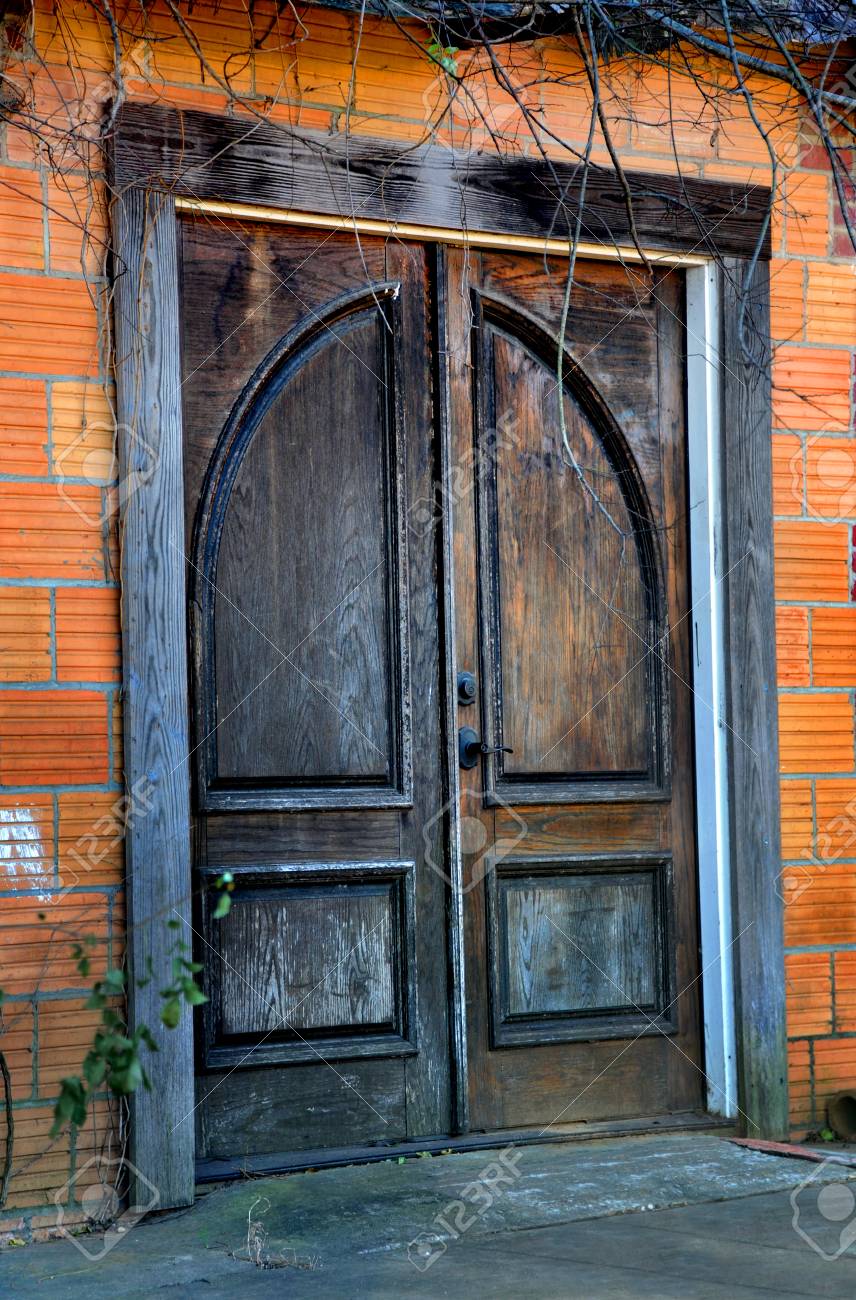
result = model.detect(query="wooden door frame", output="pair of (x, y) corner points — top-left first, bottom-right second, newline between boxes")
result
(111, 103), (786, 1209)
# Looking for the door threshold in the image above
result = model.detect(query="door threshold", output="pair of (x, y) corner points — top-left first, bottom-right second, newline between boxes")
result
(196, 1110), (737, 1185)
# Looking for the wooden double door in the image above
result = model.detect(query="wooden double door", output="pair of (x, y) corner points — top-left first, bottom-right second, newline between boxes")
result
(179, 219), (703, 1162)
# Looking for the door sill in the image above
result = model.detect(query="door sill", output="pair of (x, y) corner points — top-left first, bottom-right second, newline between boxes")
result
(196, 1110), (737, 1185)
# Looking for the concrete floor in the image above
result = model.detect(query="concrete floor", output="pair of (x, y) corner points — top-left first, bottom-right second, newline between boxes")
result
(3, 1135), (856, 1298)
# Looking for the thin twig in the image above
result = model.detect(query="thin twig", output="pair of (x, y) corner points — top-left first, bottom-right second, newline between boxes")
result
(0, 1049), (13, 1209)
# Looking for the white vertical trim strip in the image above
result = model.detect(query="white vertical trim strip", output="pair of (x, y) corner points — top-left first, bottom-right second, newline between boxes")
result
(685, 264), (737, 1117)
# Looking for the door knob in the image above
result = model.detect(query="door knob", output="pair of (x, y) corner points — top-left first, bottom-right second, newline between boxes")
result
(457, 670), (477, 706)
(458, 726), (514, 770)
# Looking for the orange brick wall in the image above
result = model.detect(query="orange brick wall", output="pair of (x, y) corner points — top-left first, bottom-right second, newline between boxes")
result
(771, 135), (856, 1132)
(0, 0), (852, 1234)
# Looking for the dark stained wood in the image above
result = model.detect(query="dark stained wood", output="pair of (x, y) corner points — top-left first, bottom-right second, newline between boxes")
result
(387, 238), (453, 1135)
(180, 220), (451, 1156)
(472, 294), (667, 803)
(720, 258), (787, 1138)
(112, 103), (772, 262)
(503, 874), (657, 1014)
(448, 248), (703, 1129)
(200, 860), (416, 1069)
(486, 853), (674, 1038)
(197, 1059), (408, 1159)
(213, 313), (393, 784)
(220, 892), (395, 1033)
(205, 810), (400, 863)
(496, 805), (664, 853)
(191, 280), (412, 811)
(432, 243), (470, 1135)
(112, 111), (784, 1191)
(656, 267), (707, 1123)
(112, 188), (195, 1210)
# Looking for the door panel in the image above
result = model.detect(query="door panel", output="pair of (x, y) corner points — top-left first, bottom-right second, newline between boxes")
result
(193, 286), (410, 808)
(473, 300), (666, 801)
(446, 249), (702, 1131)
(179, 220), (450, 1157)
(486, 854), (674, 1042)
(200, 859), (417, 1069)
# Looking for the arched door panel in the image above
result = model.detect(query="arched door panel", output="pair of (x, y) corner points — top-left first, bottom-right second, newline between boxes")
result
(472, 296), (667, 804)
(191, 287), (412, 811)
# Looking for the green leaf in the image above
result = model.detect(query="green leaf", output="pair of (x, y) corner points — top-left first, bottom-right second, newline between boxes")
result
(51, 1077), (88, 1135)
(426, 41), (459, 76)
(183, 984), (207, 1007)
(103, 968), (126, 993)
(212, 893), (231, 919)
(160, 998), (181, 1030)
(83, 1054), (107, 1087)
(138, 1024), (158, 1052)
(110, 1055), (144, 1095)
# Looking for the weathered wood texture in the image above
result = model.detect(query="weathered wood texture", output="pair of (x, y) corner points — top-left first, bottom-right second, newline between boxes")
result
(475, 304), (664, 801)
(504, 876), (656, 1013)
(112, 188), (195, 1208)
(720, 258), (787, 1138)
(431, 243), (470, 1134)
(112, 103), (772, 260)
(213, 314), (393, 783)
(449, 250), (703, 1130)
(484, 852), (676, 1050)
(199, 860), (417, 1070)
(220, 892), (394, 1033)
(180, 222), (451, 1155)
(191, 281), (411, 810)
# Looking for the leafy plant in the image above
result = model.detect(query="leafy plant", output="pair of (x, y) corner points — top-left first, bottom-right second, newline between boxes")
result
(0, 872), (235, 1149)
(426, 40), (459, 77)
(49, 928), (205, 1136)
(44, 874), (233, 1136)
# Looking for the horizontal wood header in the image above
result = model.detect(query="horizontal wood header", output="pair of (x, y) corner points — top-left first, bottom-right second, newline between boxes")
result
(111, 103), (771, 261)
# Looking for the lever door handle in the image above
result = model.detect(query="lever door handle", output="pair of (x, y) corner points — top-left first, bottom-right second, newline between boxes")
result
(458, 726), (514, 770)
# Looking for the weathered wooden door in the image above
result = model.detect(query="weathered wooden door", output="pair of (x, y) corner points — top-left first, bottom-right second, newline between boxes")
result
(180, 222), (451, 1159)
(180, 218), (702, 1162)
(445, 249), (703, 1129)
